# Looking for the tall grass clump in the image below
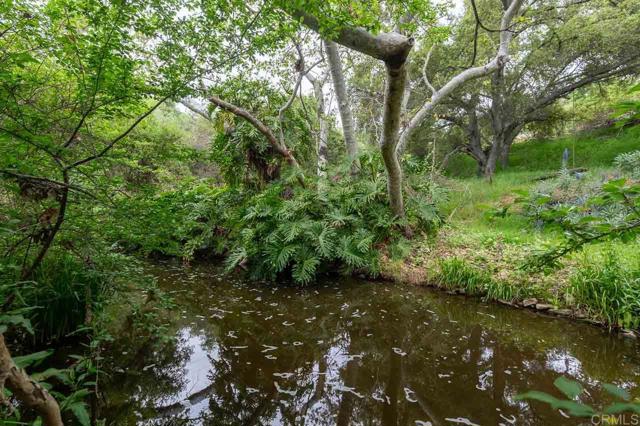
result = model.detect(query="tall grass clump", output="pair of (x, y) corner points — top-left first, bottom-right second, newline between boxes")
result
(437, 258), (521, 301)
(569, 251), (640, 329)
(0, 251), (124, 343)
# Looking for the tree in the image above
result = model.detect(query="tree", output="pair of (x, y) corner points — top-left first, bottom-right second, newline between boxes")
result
(282, 0), (525, 217)
(436, 0), (640, 178)
(324, 40), (359, 168)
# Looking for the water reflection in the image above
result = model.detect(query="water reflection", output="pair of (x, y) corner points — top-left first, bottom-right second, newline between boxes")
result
(102, 262), (640, 425)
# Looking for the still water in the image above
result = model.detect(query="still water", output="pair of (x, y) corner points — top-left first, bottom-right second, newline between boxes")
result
(102, 262), (640, 425)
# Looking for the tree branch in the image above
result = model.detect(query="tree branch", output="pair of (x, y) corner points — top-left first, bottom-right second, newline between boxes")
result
(398, 0), (524, 152)
(208, 95), (305, 186)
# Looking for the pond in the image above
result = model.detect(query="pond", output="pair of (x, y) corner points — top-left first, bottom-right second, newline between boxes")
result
(102, 262), (640, 425)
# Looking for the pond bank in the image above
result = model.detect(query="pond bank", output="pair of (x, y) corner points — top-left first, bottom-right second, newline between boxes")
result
(380, 229), (640, 338)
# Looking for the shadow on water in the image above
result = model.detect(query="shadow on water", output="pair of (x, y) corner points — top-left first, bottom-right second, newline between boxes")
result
(101, 261), (640, 425)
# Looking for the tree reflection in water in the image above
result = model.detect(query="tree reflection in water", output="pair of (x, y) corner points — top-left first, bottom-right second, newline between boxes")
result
(101, 262), (640, 425)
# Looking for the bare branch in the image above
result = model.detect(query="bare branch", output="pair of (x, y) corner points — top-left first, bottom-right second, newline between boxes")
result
(180, 99), (211, 121)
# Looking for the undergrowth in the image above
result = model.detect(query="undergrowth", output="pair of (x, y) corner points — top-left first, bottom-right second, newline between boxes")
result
(569, 251), (640, 329)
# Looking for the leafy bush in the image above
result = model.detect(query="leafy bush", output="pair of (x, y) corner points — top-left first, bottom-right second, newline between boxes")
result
(614, 150), (640, 179)
(108, 152), (445, 285)
(0, 251), (121, 343)
(225, 162), (442, 284)
(514, 171), (640, 269)
(569, 251), (640, 329)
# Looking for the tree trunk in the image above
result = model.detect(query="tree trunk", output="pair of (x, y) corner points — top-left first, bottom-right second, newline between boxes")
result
(0, 335), (64, 426)
(484, 142), (500, 182)
(21, 171), (69, 281)
(381, 61), (409, 217)
(485, 67), (507, 181)
(307, 73), (329, 176)
(323, 40), (358, 168)
(463, 106), (489, 177)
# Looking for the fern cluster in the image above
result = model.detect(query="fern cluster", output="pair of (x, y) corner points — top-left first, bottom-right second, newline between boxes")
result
(109, 152), (445, 284)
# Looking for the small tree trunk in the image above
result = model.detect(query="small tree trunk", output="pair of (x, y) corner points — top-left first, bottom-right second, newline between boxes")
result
(21, 171), (69, 281)
(308, 74), (329, 176)
(0, 335), (64, 426)
(499, 141), (510, 168)
(381, 61), (408, 217)
(324, 40), (358, 169)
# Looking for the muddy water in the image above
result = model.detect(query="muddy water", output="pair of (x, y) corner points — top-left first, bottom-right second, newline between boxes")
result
(102, 262), (640, 425)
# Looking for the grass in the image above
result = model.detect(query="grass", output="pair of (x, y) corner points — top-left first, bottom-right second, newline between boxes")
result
(385, 125), (640, 330)
(569, 250), (640, 329)
(445, 126), (640, 178)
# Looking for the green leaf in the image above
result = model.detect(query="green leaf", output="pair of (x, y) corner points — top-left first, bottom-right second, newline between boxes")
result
(604, 402), (640, 414)
(554, 376), (583, 399)
(602, 383), (631, 401)
(13, 350), (53, 369)
(69, 402), (91, 426)
(516, 391), (595, 417)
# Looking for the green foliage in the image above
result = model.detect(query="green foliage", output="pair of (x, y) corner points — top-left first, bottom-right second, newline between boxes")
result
(612, 83), (640, 128)
(446, 126), (640, 178)
(514, 172), (640, 270)
(614, 150), (640, 179)
(569, 251), (640, 329)
(226, 164), (440, 284)
(437, 258), (521, 301)
(516, 376), (640, 417)
(437, 258), (492, 294)
(0, 251), (119, 343)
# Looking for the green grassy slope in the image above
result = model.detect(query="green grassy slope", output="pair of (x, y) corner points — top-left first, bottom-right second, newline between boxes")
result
(445, 126), (640, 178)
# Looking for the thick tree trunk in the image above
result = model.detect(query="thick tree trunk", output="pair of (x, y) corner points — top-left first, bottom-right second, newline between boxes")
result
(290, 10), (414, 216)
(463, 106), (489, 177)
(381, 61), (409, 217)
(0, 335), (64, 426)
(484, 143), (500, 181)
(323, 40), (358, 167)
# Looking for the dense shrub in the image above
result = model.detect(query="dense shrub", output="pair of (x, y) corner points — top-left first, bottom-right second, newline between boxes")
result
(109, 152), (446, 284)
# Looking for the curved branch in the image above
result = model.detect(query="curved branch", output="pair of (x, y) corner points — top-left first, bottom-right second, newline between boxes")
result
(0, 335), (63, 426)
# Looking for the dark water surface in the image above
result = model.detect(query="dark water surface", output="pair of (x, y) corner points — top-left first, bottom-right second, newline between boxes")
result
(103, 262), (640, 425)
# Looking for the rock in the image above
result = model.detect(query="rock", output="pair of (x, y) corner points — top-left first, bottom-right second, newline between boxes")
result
(535, 303), (553, 311)
(621, 329), (638, 339)
(457, 289), (466, 295)
(498, 299), (514, 306)
(522, 298), (538, 308)
(550, 309), (572, 317)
